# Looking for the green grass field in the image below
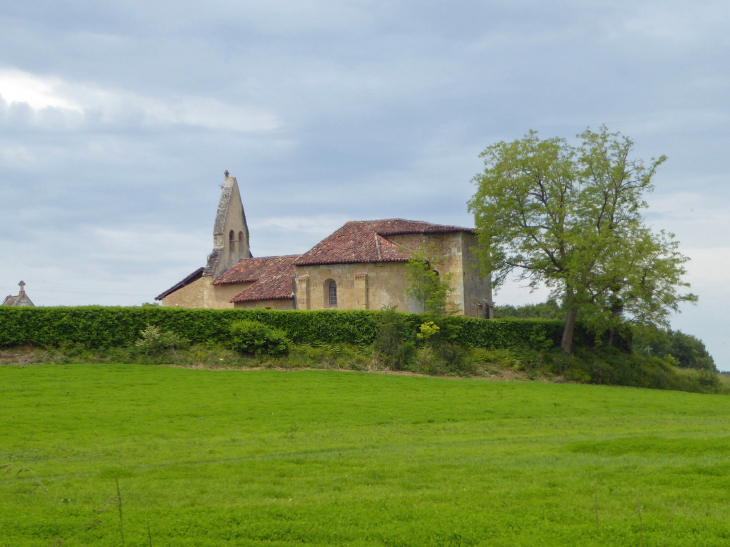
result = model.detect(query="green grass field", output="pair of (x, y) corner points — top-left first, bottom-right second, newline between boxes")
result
(2, 365), (730, 546)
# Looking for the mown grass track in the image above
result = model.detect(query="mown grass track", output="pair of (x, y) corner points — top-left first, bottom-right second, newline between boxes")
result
(1, 364), (729, 546)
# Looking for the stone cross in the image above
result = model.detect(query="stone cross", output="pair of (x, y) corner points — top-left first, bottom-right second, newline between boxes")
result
(18, 280), (26, 293)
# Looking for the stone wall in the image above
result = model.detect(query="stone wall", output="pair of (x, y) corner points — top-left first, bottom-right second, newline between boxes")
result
(387, 232), (466, 313)
(160, 276), (245, 309)
(460, 232), (492, 318)
(294, 262), (414, 312)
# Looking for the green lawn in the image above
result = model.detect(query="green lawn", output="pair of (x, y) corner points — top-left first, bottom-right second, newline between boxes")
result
(1, 365), (730, 546)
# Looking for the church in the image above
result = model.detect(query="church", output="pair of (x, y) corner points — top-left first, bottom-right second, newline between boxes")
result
(2, 281), (35, 307)
(156, 172), (493, 318)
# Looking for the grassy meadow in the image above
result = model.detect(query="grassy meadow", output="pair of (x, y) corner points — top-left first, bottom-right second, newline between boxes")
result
(2, 364), (730, 546)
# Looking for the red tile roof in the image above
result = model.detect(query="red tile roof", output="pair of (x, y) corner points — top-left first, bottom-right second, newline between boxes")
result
(293, 219), (474, 266)
(214, 255), (299, 302)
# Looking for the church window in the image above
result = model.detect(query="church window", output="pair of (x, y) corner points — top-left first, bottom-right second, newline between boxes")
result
(329, 281), (338, 307)
(326, 280), (337, 308)
(229, 230), (236, 263)
(238, 231), (245, 258)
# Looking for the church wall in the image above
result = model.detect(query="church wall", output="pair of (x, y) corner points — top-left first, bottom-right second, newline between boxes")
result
(160, 276), (247, 309)
(387, 232), (466, 315)
(294, 262), (415, 312)
(160, 276), (208, 308)
(233, 298), (295, 310)
(460, 232), (492, 318)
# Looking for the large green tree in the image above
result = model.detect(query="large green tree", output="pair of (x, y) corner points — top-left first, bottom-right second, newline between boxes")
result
(468, 126), (696, 353)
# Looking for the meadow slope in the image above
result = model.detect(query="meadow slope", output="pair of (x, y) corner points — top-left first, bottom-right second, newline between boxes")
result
(1, 365), (729, 546)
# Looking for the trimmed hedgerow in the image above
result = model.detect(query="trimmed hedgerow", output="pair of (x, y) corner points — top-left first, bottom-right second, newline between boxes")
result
(0, 306), (608, 350)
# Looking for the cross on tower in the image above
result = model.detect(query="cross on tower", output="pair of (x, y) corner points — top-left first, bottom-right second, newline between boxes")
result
(18, 280), (26, 293)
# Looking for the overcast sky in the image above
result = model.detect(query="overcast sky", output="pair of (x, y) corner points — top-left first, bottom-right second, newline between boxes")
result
(1, 0), (729, 367)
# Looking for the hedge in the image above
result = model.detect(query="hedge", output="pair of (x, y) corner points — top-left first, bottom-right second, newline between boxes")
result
(0, 307), (610, 351)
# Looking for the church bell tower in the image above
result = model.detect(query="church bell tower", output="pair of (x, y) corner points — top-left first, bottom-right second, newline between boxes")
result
(203, 171), (252, 279)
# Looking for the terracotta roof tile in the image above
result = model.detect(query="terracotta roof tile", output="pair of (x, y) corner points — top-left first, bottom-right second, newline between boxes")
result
(293, 219), (474, 266)
(214, 255), (299, 303)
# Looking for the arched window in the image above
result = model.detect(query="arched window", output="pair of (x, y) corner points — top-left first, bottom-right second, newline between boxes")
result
(238, 231), (245, 258)
(229, 230), (235, 263)
(327, 280), (337, 308)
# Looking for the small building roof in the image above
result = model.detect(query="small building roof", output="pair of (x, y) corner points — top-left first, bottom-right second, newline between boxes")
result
(293, 219), (475, 266)
(2, 281), (35, 307)
(214, 255), (300, 302)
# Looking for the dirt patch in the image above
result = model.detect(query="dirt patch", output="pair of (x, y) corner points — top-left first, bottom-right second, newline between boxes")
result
(161, 362), (539, 383)
(0, 346), (54, 366)
(0, 345), (550, 384)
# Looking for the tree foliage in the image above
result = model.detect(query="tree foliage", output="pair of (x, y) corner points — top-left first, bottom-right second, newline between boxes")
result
(404, 245), (461, 316)
(633, 325), (716, 371)
(493, 299), (565, 320)
(468, 126), (696, 352)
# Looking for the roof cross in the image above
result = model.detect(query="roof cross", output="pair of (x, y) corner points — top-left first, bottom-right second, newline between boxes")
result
(18, 280), (26, 293)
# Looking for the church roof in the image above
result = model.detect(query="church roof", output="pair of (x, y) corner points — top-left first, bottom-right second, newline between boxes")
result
(2, 294), (35, 307)
(293, 219), (475, 266)
(214, 255), (300, 302)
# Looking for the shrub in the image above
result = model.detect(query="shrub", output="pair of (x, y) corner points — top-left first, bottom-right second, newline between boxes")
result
(373, 307), (417, 370)
(229, 320), (290, 356)
(135, 325), (189, 355)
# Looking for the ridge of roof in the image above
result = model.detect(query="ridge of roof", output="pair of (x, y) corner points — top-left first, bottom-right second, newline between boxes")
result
(213, 255), (301, 286)
(213, 255), (299, 303)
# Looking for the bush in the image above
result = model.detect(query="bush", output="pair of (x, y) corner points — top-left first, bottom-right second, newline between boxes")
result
(414, 320), (469, 374)
(373, 307), (417, 370)
(229, 320), (290, 356)
(135, 325), (189, 355)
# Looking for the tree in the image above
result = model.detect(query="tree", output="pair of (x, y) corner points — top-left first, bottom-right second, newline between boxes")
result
(468, 126), (695, 353)
(405, 245), (461, 316)
(581, 224), (696, 345)
(633, 326), (716, 371)
(493, 299), (564, 320)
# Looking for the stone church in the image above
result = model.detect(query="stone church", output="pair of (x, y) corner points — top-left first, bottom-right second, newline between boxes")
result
(156, 173), (493, 318)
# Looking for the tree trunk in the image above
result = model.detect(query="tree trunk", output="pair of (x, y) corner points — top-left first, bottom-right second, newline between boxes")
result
(561, 307), (578, 353)
(607, 328), (615, 347)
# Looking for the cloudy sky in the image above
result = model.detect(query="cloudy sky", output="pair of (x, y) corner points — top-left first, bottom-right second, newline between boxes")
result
(1, 1), (729, 367)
